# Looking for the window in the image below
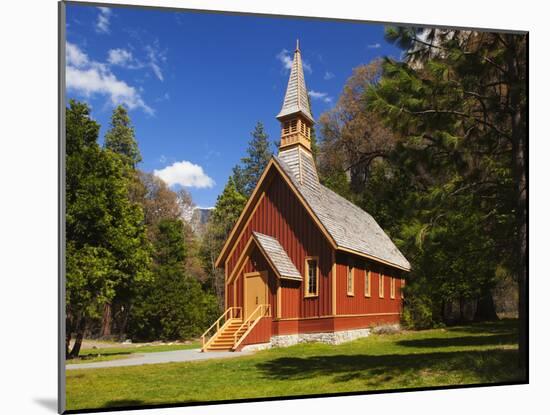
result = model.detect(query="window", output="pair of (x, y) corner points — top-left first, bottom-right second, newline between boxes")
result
(365, 270), (371, 297)
(379, 274), (385, 298)
(305, 257), (318, 297)
(401, 278), (405, 299)
(290, 119), (298, 132)
(390, 277), (395, 299)
(347, 261), (354, 296)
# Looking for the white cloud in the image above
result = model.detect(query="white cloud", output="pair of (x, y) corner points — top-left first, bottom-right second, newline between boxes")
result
(308, 90), (333, 103)
(65, 42), (153, 115)
(323, 71), (334, 80)
(276, 49), (312, 73)
(96, 7), (112, 34)
(368, 43), (381, 49)
(66, 42), (88, 67)
(107, 48), (133, 66)
(154, 161), (215, 188)
(145, 44), (165, 81)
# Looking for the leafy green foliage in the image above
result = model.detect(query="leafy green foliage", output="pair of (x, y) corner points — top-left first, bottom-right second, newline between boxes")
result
(66, 100), (152, 356)
(317, 30), (525, 329)
(128, 219), (218, 341)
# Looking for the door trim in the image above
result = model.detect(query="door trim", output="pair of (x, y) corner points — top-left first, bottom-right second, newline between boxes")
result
(244, 271), (268, 319)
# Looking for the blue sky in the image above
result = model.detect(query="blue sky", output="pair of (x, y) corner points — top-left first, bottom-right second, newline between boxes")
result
(65, 4), (402, 207)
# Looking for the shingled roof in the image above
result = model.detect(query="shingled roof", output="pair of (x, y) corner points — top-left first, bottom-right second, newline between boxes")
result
(252, 232), (302, 281)
(276, 40), (314, 123)
(275, 146), (411, 271)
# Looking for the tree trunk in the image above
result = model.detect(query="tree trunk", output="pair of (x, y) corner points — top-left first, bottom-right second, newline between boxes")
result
(505, 34), (527, 371)
(474, 289), (499, 321)
(65, 331), (71, 358)
(118, 304), (130, 340)
(100, 302), (112, 337)
(68, 318), (86, 358)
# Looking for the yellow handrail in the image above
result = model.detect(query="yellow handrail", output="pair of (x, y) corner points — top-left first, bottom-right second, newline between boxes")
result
(233, 304), (270, 350)
(201, 306), (242, 350)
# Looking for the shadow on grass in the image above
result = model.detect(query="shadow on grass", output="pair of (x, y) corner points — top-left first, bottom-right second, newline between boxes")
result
(256, 349), (523, 385)
(396, 333), (518, 349)
(103, 399), (144, 408)
(445, 319), (518, 335)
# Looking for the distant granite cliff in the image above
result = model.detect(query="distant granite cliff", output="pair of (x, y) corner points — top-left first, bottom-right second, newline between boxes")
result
(182, 206), (213, 237)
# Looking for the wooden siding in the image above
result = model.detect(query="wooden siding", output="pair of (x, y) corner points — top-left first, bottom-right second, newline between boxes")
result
(273, 313), (400, 335)
(226, 172), (334, 319)
(335, 252), (403, 316)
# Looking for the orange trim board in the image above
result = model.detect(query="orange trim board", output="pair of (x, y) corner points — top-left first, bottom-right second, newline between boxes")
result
(275, 312), (401, 321)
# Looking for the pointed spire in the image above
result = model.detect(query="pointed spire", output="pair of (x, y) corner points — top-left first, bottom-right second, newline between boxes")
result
(276, 40), (313, 123)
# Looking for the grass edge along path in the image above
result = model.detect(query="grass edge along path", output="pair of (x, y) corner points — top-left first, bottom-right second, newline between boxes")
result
(67, 342), (201, 365)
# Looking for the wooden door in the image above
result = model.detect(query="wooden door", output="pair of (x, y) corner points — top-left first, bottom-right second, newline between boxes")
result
(244, 271), (268, 319)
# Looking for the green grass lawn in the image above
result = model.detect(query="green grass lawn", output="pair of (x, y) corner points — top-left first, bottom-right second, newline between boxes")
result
(67, 342), (201, 364)
(66, 320), (525, 411)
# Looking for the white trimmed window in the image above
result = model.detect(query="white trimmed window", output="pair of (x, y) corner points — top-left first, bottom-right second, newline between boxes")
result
(390, 277), (396, 299)
(365, 270), (371, 297)
(347, 261), (354, 296)
(379, 273), (385, 298)
(401, 278), (405, 299)
(305, 257), (319, 297)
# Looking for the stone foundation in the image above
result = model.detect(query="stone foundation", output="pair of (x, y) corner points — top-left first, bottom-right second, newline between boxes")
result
(240, 342), (272, 352)
(270, 327), (375, 348)
(240, 324), (400, 351)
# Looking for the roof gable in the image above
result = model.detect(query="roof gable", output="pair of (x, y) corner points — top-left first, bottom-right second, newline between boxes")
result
(215, 155), (410, 272)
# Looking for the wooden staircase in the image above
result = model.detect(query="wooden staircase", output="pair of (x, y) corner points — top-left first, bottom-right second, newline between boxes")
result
(204, 319), (243, 351)
(201, 305), (270, 352)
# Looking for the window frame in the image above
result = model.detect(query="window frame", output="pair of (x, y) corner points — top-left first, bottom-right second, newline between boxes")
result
(304, 256), (319, 298)
(390, 277), (395, 299)
(401, 278), (405, 299)
(346, 260), (355, 296)
(379, 273), (385, 298)
(364, 270), (371, 297)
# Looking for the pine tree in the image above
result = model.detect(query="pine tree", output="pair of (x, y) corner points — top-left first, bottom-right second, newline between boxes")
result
(239, 122), (273, 196)
(104, 105), (142, 168)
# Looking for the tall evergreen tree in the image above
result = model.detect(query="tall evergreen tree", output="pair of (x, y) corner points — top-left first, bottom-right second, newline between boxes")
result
(101, 106), (144, 337)
(65, 100), (151, 357)
(104, 105), (142, 168)
(239, 122), (273, 196)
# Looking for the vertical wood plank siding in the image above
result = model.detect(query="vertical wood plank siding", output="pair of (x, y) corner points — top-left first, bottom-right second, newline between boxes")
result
(335, 252), (403, 316)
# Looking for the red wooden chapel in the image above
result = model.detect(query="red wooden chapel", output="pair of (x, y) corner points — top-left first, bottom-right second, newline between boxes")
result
(201, 41), (410, 352)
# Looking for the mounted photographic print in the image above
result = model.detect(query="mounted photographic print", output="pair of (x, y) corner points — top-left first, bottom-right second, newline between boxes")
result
(59, 1), (528, 413)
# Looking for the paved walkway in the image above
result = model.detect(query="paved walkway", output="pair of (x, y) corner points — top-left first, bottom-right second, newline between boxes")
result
(66, 348), (253, 370)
